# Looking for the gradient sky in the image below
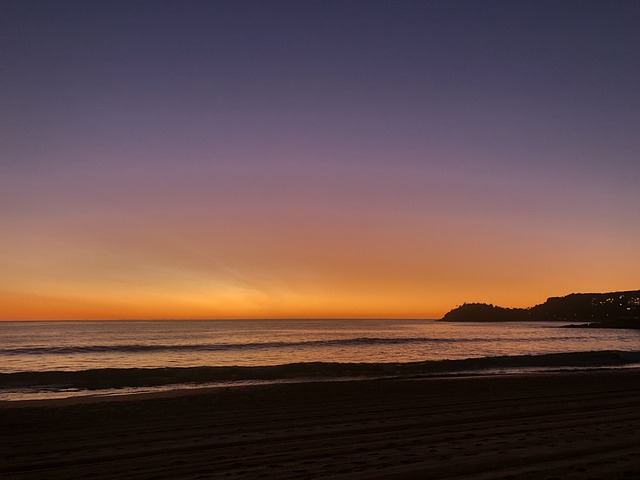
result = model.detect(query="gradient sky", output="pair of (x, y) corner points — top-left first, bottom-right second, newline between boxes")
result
(2, 0), (639, 320)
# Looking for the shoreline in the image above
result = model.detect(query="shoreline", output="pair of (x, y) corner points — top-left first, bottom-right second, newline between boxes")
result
(2, 369), (640, 479)
(3, 349), (639, 402)
(3, 364), (640, 406)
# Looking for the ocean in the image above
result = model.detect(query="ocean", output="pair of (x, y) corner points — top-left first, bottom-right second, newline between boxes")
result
(1, 319), (639, 401)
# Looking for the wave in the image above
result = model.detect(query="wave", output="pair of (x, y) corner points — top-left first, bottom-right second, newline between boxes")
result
(0, 336), (488, 355)
(1, 350), (639, 391)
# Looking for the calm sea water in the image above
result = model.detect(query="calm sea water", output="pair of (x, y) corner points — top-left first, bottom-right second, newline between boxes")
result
(1, 320), (638, 400)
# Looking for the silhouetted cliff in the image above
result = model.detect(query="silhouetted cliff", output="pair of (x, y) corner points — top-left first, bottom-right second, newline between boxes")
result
(440, 303), (530, 322)
(441, 290), (640, 328)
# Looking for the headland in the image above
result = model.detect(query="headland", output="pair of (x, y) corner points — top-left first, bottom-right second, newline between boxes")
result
(441, 290), (640, 328)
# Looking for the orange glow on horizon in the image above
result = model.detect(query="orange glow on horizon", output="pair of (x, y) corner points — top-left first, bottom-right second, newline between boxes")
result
(2, 194), (638, 321)
(3, 160), (638, 322)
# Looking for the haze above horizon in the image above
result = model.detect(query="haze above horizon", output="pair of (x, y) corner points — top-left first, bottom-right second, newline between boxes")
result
(2, 1), (639, 320)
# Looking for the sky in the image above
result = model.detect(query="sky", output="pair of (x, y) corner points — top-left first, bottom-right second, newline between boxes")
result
(2, 0), (639, 320)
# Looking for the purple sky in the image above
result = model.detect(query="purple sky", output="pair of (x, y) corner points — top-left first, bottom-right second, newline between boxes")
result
(2, 1), (639, 319)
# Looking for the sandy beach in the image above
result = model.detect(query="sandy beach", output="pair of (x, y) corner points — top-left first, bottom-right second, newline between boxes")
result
(2, 369), (640, 479)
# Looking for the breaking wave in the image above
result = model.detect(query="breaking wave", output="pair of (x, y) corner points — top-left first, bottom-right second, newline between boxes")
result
(0, 336), (494, 355)
(2, 350), (639, 391)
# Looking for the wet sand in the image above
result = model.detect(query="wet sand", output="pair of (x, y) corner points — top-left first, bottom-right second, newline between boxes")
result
(2, 370), (640, 479)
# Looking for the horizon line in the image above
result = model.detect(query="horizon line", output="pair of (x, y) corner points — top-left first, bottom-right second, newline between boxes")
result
(0, 317), (440, 322)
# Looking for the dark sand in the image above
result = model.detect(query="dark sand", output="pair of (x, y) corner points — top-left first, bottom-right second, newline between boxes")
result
(2, 370), (640, 479)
